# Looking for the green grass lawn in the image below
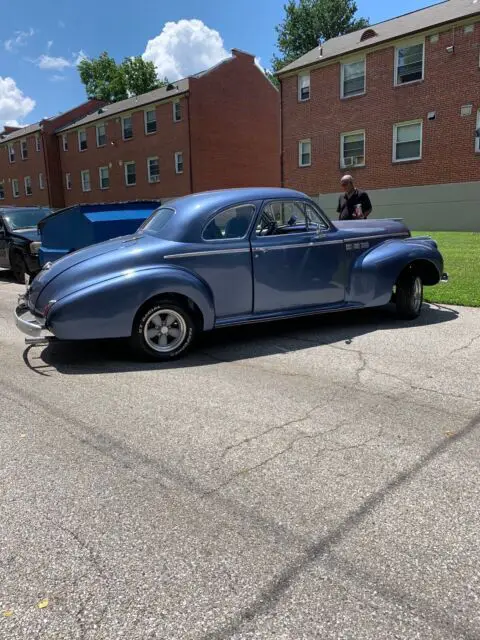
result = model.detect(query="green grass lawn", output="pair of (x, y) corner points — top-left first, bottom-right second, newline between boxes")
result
(412, 231), (480, 307)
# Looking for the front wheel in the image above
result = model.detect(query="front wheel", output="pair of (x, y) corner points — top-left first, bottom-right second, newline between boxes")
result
(130, 300), (197, 361)
(396, 272), (423, 319)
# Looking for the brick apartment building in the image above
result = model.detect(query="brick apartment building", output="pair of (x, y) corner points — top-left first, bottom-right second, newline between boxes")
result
(0, 49), (280, 210)
(278, 0), (480, 230)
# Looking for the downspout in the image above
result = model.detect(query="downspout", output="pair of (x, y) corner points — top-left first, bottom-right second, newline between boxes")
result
(41, 129), (54, 208)
(187, 92), (194, 194)
(279, 77), (284, 187)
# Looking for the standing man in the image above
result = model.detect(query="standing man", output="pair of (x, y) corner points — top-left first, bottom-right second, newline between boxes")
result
(337, 175), (372, 220)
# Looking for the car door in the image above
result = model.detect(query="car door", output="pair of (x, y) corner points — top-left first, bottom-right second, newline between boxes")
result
(0, 216), (9, 268)
(250, 199), (345, 314)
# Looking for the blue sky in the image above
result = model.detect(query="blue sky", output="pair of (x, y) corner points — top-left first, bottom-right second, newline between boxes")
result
(0, 0), (438, 128)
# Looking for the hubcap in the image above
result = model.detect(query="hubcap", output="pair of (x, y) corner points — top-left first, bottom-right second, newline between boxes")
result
(143, 309), (187, 353)
(412, 277), (422, 312)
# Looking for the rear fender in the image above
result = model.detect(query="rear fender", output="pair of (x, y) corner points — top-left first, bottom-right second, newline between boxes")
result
(47, 266), (215, 340)
(347, 238), (443, 306)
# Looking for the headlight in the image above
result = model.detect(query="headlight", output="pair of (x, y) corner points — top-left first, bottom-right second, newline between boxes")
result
(30, 241), (41, 255)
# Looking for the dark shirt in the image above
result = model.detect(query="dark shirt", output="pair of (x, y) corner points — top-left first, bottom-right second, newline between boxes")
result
(337, 189), (372, 220)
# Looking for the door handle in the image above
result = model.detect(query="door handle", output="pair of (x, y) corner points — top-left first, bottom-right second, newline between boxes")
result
(254, 248), (266, 254)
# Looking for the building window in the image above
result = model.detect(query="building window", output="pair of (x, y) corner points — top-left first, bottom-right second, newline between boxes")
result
(35, 134), (40, 152)
(96, 124), (106, 147)
(298, 73), (310, 101)
(298, 139), (312, 167)
(65, 172), (72, 190)
(393, 121), (422, 162)
(12, 179), (19, 198)
(341, 131), (365, 168)
(8, 144), (15, 163)
(78, 129), (87, 151)
(147, 157), (160, 183)
(21, 139), (28, 160)
(81, 169), (91, 192)
(39, 173), (45, 190)
(144, 109), (157, 134)
(24, 176), (32, 196)
(62, 134), (68, 151)
(124, 161), (136, 186)
(99, 166), (109, 189)
(0, 181), (4, 200)
(173, 100), (181, 122)
(174, 152), (184, 174)
(395, 42), (424, 85)
(122, 116), (133, 140)
(341, 59), (365, 98)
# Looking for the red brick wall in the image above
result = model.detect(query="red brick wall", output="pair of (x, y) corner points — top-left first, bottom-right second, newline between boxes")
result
(282, 22), (480, 195)
(59, 97), (191, 207)
(189, 50), (281, 191)
(0, 133), (49, 207)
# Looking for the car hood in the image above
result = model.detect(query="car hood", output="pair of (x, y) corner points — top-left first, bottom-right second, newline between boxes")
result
(10, 228), (40, 242)
(335, 218), (410, 237)
(28, 231), (179, 311)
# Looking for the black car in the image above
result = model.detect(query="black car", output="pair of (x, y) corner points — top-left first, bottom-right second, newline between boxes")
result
(0, 206), (52, 283)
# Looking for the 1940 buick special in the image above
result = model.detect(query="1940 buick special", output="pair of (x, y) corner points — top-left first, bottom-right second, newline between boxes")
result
(15, 188), (447, 361)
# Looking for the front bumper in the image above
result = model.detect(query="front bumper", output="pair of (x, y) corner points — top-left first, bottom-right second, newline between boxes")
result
(14, 297), (54, 344)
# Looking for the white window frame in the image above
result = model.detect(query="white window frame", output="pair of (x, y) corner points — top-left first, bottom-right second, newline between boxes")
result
(476, 110), (480, 153)
(81, 169), (91, 192)
(297, 73), (310, 101)
(24, 176), (32, 196)
(147, 156), (160, 183)
(78, 129), (87, 152)
(39, 173), (45, 190)
(0, 181), (4, 200)
(173, 100), (181, 122)
(393, 120), (423, 163)
(174, 152), (184, 174)
(12, 178), (19, 198)
(99, 166), (109, 190)
(96, 123), (106, 147)
(340, 130), (365, 168)
(298, 139), (312, 167)
(394, 39), (425, 87)
(65, 172), (72, 190)
(8, 144), (15, 163)
(35, 134), (40, 152)
(62, 133), (68, 151)
(122, 115), (133, 140)
(20, 139), (28, 160)
(144, 109), (157, 135)
(124, 161), (136, 186)
(340, 57), (366, 99)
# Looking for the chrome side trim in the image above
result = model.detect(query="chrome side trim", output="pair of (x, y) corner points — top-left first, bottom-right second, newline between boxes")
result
(344, 232), (409, 243)
(253, 239), (345, 252)
(164, 248), (250, 259)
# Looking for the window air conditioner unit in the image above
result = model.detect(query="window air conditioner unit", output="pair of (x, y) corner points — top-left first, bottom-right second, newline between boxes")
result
(150, 175), (160, 183)
(343, 157), (353, 167)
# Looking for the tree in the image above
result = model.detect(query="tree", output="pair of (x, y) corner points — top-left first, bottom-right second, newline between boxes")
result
(272, 0), (369, 76)
(77, 52), (163, 103)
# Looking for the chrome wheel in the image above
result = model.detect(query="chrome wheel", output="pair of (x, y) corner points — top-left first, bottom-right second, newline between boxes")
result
(143, 308), (187, 353)
(412, 276), (422, 313)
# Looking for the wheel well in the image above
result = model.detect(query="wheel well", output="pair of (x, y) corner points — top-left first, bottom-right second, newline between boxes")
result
(133, 293), (204, 331)
(397, 260), (440, 286)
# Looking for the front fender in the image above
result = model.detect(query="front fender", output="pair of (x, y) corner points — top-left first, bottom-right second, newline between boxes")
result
(47, 266), (215, 340)
(348, 238), (443, 306)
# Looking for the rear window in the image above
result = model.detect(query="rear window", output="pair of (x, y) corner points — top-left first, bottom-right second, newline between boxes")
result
(138, 207), (175, 234)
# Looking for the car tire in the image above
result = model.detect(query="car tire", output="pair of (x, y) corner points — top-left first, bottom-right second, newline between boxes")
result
(130, 299), (197, 361)
(10, 251), (27, 284)
(396, 271), (423, 319)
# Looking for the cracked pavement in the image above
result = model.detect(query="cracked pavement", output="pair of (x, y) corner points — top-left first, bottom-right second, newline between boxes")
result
(1, 271), (480, 639)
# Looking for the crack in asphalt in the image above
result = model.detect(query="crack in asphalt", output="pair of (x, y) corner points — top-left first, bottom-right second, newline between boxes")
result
(448, 332), (480, 356)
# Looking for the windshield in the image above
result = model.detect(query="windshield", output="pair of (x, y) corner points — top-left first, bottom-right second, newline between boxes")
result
(138, 207), (175, 234)
(3, 208), (51, 230)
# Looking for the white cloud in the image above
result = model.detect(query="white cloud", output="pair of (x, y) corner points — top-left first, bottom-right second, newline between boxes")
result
(4, 27), (35, 52)
(73, 50), (88, 65)
(36, 54), (72, 70)
(47, 40), (53, 50)
(142, 19), (229, 81)
(0, 76), (35, 130)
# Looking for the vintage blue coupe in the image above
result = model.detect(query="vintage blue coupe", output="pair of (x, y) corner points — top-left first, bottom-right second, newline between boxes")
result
(15, 188), (447, 360)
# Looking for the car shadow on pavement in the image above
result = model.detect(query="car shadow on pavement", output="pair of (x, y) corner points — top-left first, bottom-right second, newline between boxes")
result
(23, 303), (459, 376)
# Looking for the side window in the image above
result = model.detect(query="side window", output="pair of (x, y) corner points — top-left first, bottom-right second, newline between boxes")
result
(203, 204), (255, 240)
(256, 200), (328, 236)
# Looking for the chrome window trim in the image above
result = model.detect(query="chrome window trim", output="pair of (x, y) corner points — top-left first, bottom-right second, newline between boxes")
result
(164, 248), (250, 259)
(201, 203), (257, 242)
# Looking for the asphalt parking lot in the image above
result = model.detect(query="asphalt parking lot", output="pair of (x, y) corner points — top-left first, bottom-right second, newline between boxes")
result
(1, 269), (479, 639)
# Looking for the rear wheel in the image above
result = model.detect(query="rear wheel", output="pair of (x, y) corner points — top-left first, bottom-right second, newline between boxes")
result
(130, 299), (197, 361)
(10, 251), (27, 284)
(396, 271), (423, 319)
